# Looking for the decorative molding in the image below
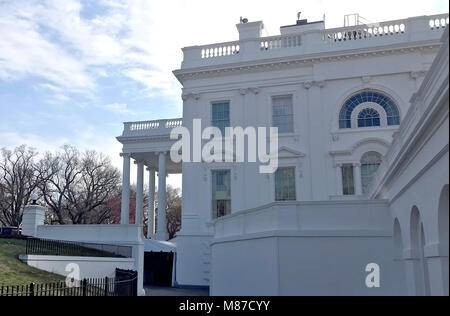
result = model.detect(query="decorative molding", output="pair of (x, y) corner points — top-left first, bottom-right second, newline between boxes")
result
(182, 92), (201, 101)
(410, 70), (427, 80)
(249, 87), (260, 95)
(239, 88), (248, 95)
(314, 80), (326, 88)
(303, 81), (313, 90)
(361, 76), (372, 84)
(174, 44), (442, 83)
(278, 146), (306, 159)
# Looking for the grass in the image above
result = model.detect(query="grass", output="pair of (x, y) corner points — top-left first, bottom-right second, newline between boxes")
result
(0, 238), (65, 286)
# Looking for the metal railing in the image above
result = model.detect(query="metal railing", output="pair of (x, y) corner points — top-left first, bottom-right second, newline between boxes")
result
(0, 269), (137, 297)
(25, 238), (133, 258)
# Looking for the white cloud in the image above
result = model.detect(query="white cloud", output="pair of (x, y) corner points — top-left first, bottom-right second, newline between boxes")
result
(1, 0), (447, 100)
(104, 102), (134, 114)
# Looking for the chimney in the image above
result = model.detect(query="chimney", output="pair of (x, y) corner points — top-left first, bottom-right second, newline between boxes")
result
(236, 21), (264, 40)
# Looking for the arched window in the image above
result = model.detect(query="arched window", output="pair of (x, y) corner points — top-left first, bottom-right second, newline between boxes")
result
(358, 108), (381, 127)
(360, 152), (382, 193)
(339, 90), (400, 129)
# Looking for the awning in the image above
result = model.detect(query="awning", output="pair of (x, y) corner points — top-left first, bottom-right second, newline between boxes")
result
(144, 239), (176, 253)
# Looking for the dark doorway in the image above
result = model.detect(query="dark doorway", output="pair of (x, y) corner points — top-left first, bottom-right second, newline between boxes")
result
(144, 252), (174, 286)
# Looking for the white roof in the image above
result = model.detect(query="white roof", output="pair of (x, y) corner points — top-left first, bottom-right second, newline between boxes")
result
(144, 239), (177, 253)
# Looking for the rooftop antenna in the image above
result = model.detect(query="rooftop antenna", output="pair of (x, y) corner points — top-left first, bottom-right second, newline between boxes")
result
(297, 11), (302, 21)
(240, 16), (249, 24)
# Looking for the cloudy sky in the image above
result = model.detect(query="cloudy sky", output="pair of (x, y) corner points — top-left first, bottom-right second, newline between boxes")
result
(0, 0), (448, 188)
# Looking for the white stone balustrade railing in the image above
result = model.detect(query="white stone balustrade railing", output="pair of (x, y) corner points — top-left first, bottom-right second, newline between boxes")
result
(260, 34), (301, 51)
(122, 118), (183, 137)
(201, 41), (241, 59)
(179, 14), (448, 69)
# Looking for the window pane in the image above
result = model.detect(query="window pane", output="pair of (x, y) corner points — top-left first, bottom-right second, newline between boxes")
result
(358, 108), (381, 128)
(361, 152), (382, 193)
(272, 96), (294, 133)
(275, 167), (296, 201)
(212, 170), (231, 219)
(212, 102), (230, 135)
(342, 165), (355, 195)
(339, 90), (400, 129)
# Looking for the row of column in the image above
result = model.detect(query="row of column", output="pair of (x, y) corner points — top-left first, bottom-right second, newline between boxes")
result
(120, 152), (167, 241)
(336, 163), (363, 196)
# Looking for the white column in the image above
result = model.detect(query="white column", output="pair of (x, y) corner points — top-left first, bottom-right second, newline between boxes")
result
(336, 164), (343, 196)
(147, 167), (156, 238)
(121, 153), (131, 224)
(155, 152), (167, 241)
(354, 163), (363, 196)
(135, 161), (144, 227)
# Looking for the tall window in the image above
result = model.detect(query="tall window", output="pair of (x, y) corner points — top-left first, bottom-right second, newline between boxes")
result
(275, 167), (296, 201)
(212, 102), (230, 135)
(272, 96), (294, 133)
(358, 108), (381, 127)
(342, 164), (355, 195)
(361, 152), (382, 193)
(339, 90), (400, 129)
(212, 170), (231, 219)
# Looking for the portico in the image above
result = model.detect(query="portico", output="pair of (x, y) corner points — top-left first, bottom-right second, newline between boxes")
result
(117, 119), (182, 241)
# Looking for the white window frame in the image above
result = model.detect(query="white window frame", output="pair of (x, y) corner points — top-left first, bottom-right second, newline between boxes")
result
(274, 166), (297, 201)
(211, 169), (232, 219)
(271, 95), (295, 134)
(211, 100), (231, 136)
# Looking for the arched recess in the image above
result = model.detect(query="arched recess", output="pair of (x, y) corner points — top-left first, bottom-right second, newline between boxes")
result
(438, 185), (449, 295)
(394, 218), (404, 260)
(410, 207), (430, 296)
(330, 84), (405, 132)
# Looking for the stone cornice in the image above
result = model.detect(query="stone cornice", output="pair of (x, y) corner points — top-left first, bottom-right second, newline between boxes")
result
(174, 41), (442, 83)
(116, 135), (174, 144)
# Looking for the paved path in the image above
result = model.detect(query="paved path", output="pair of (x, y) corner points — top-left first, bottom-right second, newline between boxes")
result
(145, 286), (209, 296)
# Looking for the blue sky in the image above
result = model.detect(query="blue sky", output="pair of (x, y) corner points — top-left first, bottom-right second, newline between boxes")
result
(0, 0), (448, 187)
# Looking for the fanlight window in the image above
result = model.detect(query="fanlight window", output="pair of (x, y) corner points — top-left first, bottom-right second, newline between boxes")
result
(358, 108), (381, 127)
(361, 152), (382, 193)
(339, 90), (400, 129)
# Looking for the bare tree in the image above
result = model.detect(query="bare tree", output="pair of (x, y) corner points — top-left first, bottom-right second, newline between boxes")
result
(0, 145), (54, 227)
(39, 146), (121, 224)
(165, 186), (182, 240)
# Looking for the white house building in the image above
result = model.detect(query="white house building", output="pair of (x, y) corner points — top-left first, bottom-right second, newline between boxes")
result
(114, 12), (450, 296)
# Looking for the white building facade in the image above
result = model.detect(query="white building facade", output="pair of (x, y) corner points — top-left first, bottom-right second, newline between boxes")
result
(117, 13), (449, 295)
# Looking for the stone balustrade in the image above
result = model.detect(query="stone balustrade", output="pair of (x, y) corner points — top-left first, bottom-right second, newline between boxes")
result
(121, 118), (182, 137)
(179, 14), (449, 70)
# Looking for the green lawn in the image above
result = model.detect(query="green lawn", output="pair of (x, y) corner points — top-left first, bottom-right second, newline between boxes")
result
(0, 239), (64, 286)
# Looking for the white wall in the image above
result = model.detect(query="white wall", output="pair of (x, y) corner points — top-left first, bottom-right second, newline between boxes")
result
(210, 200), (406, 296)
(35, 224), (145, 296)
(19, 255), (135, 280)
(368, 29), (449, 296)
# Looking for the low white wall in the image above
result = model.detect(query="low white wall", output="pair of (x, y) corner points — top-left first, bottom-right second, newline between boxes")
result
(211, 200), (407, 296)
(34, 224), (145, 295)
(19, 255), (135, 280)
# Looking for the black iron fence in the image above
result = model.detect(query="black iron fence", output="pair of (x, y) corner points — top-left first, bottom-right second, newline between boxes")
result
(25, 238), (132, 258)
(0, 270), (138, 297)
